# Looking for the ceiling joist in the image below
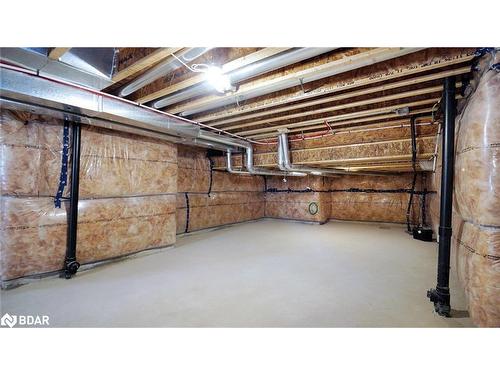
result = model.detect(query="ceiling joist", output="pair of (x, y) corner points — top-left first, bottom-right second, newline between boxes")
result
(112, 47), (182, 83)
(250, 109), (435, 140)
(194, 52), (474, 123)
(250, 111), (435, 140)
(209, 66), (470, 127)
(221, 84), (451, 132)
(48, 48), (71, 60)
(236, 97), (445, 137)
(167, 48), (424, 116)
(136, 48), (292, 104)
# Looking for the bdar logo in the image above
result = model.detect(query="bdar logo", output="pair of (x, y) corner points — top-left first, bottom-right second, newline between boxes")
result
(0, 313), (49, 327)
(1, 313), (17, 328)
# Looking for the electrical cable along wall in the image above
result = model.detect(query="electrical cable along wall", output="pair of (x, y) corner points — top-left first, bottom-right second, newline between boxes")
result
(265, 175), (331, 223)
(212, 121), (437, 225)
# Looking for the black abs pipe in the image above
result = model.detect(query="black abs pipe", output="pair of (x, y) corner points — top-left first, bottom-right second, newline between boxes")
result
(406, 116), (417, 233)
(63, 122), (82, 279)
(427, 76), (456, 316)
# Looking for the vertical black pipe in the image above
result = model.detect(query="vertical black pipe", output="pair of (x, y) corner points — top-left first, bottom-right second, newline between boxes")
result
(427, 76), (456, 316)
(64, 122), (81, 279)
(406, 116), (417, 232)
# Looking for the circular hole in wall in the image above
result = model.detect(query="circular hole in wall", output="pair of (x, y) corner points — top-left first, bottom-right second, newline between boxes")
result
(308, 202), (319, 215)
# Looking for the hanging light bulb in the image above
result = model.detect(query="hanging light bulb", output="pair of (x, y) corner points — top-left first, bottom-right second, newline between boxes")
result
(204, 66), (234, 93)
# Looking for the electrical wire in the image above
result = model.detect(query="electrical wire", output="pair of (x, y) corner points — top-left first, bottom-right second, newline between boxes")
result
(265, 187), (435, 195)
(170, 53), (210, 73)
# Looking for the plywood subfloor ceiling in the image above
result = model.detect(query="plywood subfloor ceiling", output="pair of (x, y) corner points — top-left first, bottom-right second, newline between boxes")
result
(104, 47), (476, 172)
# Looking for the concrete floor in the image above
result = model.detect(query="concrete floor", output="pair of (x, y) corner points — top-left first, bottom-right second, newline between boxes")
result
(1, 220), (473, 327)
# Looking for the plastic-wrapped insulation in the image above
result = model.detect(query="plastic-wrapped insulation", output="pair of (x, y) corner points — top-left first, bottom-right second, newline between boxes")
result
(450, 49), (499, 326)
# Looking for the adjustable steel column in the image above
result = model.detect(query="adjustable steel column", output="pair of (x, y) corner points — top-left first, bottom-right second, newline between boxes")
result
(427, 76), (456, 316)
(64, 122), (82, 279)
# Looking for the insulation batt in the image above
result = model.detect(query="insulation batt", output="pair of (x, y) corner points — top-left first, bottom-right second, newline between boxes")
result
(176, 146), (264, 233)
(329, 174), (422, 224)
(451, 51), (500, 327)
(265, 176), (330, 223)
(264, 174), (423, 224)
(0, 110), (177, 283)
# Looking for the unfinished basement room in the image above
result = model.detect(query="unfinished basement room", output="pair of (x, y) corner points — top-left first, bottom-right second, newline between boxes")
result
(0, 45), (498, 331)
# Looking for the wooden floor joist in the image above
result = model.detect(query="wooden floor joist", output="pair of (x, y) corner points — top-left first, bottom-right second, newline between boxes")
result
(194, 53), (474, 123)
(333, 163), (429, 172)
(249, 109), (435, 140)
(248, 95), (462, 140)
(48, 48), (71, 60)
(136, 48), (292, 104)
(221, 85), (448, 132)
(294, 117), (434, 137)
(255, 135), (435, 155)
(253, 153), (435, 168)
(209, 66), (470, 127)
(111, 47), (183, 83)
(213, 162), (427, 172)
(167, 48), (424, 115)
(234, 98), (441, 137)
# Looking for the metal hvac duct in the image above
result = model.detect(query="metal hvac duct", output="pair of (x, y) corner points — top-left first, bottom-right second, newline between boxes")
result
(0, 47), (117, 90)
(0, 64), (242, 152)
(0, 63), (306, 174)
(226, 150), (250, 175)
(277, 130), (346, 176)
(118, 48), (212, 97)
(198, 131), (304, 176)
(151, 47), (336, 109)
(245, 145), (306, 177)
(177, 48), (424, 116)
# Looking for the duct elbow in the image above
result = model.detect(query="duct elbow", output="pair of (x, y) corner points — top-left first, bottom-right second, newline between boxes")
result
(226, 150), (250, 175)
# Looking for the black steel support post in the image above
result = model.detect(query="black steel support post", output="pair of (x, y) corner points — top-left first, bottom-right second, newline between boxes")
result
(427, 76), (456, 316)
(64, 122), (82, 279)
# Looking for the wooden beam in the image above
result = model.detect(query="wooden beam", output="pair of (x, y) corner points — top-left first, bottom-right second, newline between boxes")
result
(48, 48), (71, 60)
(341, 164), (426, 172)
(253, 154), (435, 168)
(136, 48), (292, 104)
(292, 153), (435, 166)
(195, 52), (474, 123)
(248, 95), (462, 140)
(167, 48), (424, 115)
(289, 118), (434, 138)
(250, 109), (435, 140)
(209, 66), (470, 127)
(255, 135), (435, 156)
(111, 47), (182, 83)
(235, 98), (441, 136)
(213, 162), (427, 172)
(222, 47), (292, 73)
(221, 85), (446, 132)
(329, 163), (428, 172)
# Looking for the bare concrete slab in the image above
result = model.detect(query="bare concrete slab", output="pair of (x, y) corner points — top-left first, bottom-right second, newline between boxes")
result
(0, 220), (473, 327)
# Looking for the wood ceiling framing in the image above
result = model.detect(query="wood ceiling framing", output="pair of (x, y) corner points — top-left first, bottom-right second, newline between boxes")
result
(105, 47), (477, 173)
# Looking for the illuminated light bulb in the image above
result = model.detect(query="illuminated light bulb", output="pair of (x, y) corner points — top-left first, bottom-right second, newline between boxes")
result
(204, 66), (233, 93)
